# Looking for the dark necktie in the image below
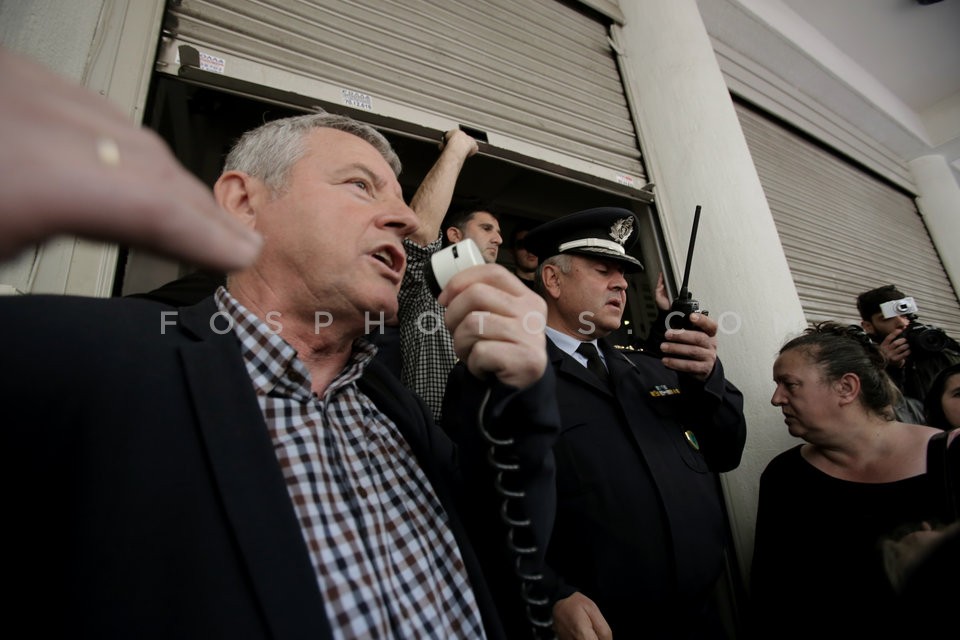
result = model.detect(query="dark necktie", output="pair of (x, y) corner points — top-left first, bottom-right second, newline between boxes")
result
(576, 342), (609, 386)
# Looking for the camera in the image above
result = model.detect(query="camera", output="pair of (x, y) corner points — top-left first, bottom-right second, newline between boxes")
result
(426, 238), (485, 297)
(903, 320), (953, 354)
(875, 296), (954, 354)
(879, 296), (918, 319)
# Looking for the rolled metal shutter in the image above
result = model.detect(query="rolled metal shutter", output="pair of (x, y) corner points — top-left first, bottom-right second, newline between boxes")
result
(735, 100), (960, 336)
(160, 0), (644, 188)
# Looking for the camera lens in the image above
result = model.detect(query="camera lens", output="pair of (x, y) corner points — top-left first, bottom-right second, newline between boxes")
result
(916, 329), (947, 352)
(906, 322), (948, 353)
(896, 302), (909, 312)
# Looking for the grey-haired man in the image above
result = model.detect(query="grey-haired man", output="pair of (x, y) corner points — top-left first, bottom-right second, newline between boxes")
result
(1, 112), (558, 639)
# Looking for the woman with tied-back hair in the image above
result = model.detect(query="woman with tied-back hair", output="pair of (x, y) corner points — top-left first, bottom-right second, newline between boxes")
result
(749, 322), (957, 638)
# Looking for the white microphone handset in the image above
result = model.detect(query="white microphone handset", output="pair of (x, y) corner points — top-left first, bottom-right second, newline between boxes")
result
(426, 238), (485, 297)
(428, 237), (555, 636)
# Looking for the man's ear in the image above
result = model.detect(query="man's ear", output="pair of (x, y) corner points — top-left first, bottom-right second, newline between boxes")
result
(213, 171), (259, 229)
(541, 264), (562, 300)
(445, 226), (463, 244)
(860, 320), (875, 335)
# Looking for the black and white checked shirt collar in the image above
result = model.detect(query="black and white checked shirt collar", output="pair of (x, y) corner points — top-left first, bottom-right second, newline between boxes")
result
(214, 287), (486, 639)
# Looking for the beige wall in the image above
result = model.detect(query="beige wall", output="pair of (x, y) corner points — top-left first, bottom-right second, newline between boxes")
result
(911, 155), (960, 298)
(617, 0), (805, 585)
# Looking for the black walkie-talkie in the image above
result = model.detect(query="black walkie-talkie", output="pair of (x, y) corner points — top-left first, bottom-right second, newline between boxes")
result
(668, 205), (707, 331)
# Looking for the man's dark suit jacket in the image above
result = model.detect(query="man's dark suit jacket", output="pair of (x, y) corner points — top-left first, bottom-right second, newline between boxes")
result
(1, 295), (558, 639)
(539, 337), (747, 639)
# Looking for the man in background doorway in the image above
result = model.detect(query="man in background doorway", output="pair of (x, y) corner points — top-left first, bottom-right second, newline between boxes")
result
(510, 224), (539, 290)
(398, 130), (504, 422)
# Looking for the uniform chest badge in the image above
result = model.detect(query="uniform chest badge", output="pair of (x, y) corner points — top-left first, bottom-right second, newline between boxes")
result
(684, 430), (701, 451)
(649, 384), (680, 397)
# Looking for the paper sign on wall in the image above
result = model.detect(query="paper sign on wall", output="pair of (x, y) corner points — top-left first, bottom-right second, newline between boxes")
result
(341, 89), (373, 111)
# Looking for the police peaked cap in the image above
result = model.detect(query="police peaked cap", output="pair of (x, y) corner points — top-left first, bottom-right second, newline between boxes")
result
(524, 207), (644, 272)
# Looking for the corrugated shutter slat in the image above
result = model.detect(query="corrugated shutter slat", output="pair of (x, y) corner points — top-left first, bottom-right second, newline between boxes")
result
(165, 0), (644, 180)
(736, 102), (960, 337)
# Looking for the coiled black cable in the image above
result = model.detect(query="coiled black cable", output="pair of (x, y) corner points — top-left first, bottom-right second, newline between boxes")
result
(477, 389), (555, 639)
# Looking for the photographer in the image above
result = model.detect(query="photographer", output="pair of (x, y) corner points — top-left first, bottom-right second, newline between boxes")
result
(857, 285), (960, 422)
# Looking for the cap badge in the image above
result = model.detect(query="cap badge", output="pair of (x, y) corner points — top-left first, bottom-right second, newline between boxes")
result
(609, 217), (634, 246)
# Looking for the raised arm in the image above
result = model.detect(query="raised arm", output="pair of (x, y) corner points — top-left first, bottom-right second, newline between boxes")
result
(406, 129), (478, 246)
(0, 48), (261, 270)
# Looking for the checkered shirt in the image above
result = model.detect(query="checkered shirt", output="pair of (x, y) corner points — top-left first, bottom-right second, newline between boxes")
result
(215, 288), (485, 639)
(397, 237), (456, 423)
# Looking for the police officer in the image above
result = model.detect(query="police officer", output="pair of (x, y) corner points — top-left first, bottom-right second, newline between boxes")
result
(523, 207), (747, 640)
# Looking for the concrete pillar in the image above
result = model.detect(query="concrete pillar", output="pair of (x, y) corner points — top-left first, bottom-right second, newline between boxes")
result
(910, 155), (960, 298)
(615, 0), (807, 584)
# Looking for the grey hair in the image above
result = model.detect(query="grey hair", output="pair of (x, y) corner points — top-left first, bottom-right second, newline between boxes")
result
(223, 112), (402, 193)
(534, 253), (573, 295)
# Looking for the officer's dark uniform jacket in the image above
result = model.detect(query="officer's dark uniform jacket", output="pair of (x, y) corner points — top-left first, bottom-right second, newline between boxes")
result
(543, 335), (747, 638)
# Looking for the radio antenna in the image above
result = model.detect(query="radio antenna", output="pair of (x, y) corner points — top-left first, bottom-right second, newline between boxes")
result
(678, 205), (702, 299)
